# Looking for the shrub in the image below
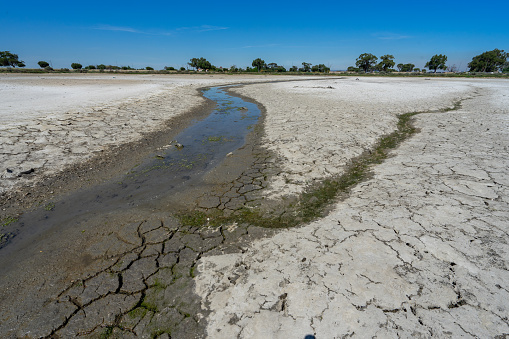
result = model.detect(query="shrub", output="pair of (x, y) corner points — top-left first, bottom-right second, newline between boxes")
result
(71, 63), (82, 69)
(146, 66), (154, 70)
(38, 61), (49, 68)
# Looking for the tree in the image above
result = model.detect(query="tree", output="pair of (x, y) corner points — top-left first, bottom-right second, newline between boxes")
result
(300, 62), (311, 72)
(446, 64), (458, 73)
(188, 57), (212, 70)
(468, 49), (508, 72)
(414, 68), (420, 72)
(38, 61), (50, 68)
(311, 64), (330, 73)
(397, 63), (404, 72)
(267, 62), (278, 70)
(347, 66), (359, 72)
(71, 63), (82, 69)
(146, 66), (154, 70)
(401, 63), (415, 72)
(377, 54), (395, 72)
(289, 66), (298, 72)
(503, 62), (509, 73)
(252, 58), (266, 72)
(425, 54), (447, 73)
(356, 53), (378, 73)
(0, 51), (25, 67)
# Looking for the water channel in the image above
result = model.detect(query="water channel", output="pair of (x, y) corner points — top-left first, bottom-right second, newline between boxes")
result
(0, 85), (262, 271)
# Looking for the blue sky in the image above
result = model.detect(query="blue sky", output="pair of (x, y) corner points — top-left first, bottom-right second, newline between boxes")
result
(2, 0), (508, 70)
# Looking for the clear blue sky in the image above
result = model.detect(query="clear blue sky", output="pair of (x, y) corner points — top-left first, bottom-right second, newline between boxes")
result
(2, 0), (508, 71)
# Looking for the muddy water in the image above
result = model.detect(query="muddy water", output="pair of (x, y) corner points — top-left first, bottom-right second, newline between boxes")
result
(0, 86), (261, 270)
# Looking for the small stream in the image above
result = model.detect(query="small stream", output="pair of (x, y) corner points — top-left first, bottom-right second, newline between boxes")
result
(0, 85), (261, 267)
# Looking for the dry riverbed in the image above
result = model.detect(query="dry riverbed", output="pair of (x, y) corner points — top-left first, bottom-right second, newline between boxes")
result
(0, 75), (508, 338)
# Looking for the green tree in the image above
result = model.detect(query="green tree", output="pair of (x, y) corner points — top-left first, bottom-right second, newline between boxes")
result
(252, 58), (266, 72)
(188, 57), (212, 70)
(425, 54), (447, 73)
(311, 64), (330, 73)
(301, 62), (312, 72)
(401, 63), (415, 72)
(355, 53), (378, 73)
(289, 66), (298, 72)
(38, 61), (50, 68)
(0, 51), (25, 67)
(468, 49), (508, 72)
(503, 61), (509, 73)
(71, 63), (82, 69)
(146, 66), (154, 70)
(397, 63), (403, 72)
(377, 54), (395, 72)
(347, 66), (359, 72)
(267, 62), (278, 70)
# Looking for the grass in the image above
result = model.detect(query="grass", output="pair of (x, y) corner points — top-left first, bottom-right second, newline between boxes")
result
(44, 202), (56, 211)
(100, 326), (114, 339)
(128, 307), (148, 319)
(1, 216), (18, 228)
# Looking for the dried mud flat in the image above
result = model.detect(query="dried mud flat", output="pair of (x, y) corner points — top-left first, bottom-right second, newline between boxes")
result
(1, 75), (508, 338)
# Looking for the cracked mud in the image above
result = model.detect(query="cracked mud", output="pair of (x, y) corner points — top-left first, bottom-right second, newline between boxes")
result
(196, 79), (509, 338)
(1, 76), (508, 338)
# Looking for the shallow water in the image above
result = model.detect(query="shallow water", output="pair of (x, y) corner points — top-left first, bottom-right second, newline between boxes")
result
(0, 86), (261, 266)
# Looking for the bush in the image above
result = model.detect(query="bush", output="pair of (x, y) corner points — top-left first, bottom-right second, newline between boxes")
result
(38, 61), (49, 68)
(146, 66), (154, 70)
(60, 68), (70, 72)
(180, 67), (186, 71)
(44, 66), (53, 71)
(71, 63), (82, 69)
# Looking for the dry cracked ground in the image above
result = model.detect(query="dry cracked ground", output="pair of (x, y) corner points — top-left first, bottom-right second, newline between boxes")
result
(1, 75), (508, 338)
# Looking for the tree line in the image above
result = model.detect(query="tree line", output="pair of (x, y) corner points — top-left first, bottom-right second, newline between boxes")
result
(187, 57), (330, 73)
(1, 50), (508, 73)
(349, 49), (509, 73)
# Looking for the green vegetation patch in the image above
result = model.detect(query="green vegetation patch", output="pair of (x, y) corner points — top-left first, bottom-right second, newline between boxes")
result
(1, 216), (18, 228)
(44, 202), (56, 211)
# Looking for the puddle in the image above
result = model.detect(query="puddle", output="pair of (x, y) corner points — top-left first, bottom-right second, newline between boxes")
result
(0, 86), (261, 267)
